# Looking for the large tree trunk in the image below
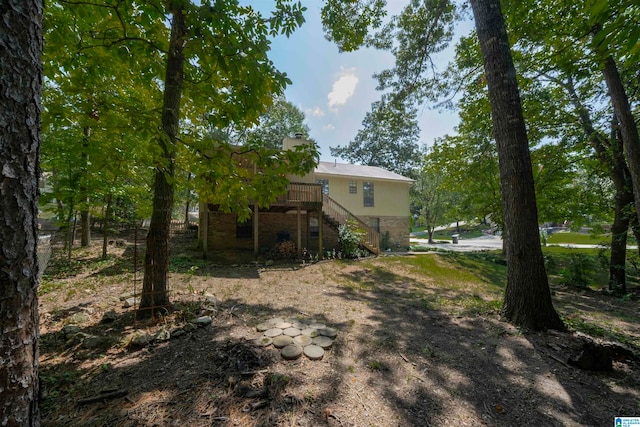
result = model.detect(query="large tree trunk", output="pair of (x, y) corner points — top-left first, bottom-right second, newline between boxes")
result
(0, 1), (43, 425)
(565, 78), (631, 292)
(470, 0), (564, 331)
(593, 32), (640, 230)
(139, 6), (186, 316)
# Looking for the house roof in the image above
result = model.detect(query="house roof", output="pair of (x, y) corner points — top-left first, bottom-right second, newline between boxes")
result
(315, 161), (414, 183)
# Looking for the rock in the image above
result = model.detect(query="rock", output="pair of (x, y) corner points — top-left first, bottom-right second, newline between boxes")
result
(205, 294), (218, 306)
(265, 259), (274, 266)
(281, 344), (303, 360)
(128, 332), (153, 348)
(171, 329), (187, 338)
(69, 312), (89, 324)
(123, 297), (139, 308)
(82, 335), (105, 349)
(303, 345), (324, 360)
(154, 329), (171, 342)
(61, 324), (81, 338)
(194, 316), (212, 327)
(183, 323), (197, 332)
(569, 341), (613, 371)
(101, 310), (118, 323)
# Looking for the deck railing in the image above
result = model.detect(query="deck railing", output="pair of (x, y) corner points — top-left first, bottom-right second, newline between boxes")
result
(273, 182), (323, 206)
(322, 194), (380, 254)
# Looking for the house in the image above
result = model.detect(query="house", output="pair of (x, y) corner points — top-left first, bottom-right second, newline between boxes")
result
(198, 137), (414, 257)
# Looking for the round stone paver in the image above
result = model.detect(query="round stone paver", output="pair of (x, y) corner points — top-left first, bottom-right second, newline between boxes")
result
(313, 335), (334, 349)
(264, 328), (283, 338)
(267, 317), (285, 326)
(253, 337), (273, 347)
(308, 323), (326, 330)
(318, 327), (337, 338)
(301, 328), (318, 337)
(292, 322), (307, 329)
(283, 327), (301, 337)
(273, 335), (294, 348)
(281, 344), (303, 360)
(303, 345), (324, 360)
(275, 321), (292, 329)
(256, 323), (272, 332)
(293, 335), (313, 347)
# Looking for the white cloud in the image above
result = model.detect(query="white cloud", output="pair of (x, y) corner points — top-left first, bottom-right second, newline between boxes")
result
(305, 107), (325, 118)
(323, 124), (335, 131)
(327, 72), (359, 109)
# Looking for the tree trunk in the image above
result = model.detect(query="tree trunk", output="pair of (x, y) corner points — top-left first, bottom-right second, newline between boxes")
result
(564, 77), (631, 292)
(102, 193), (113, 260)
(184, 172), (192, 226)
(593, 37), (640, 230)
(0, 1), (43, 425)
(80, 126), (91, 246)
(139, 5), (186, 316)
(470, 0), (564, 331)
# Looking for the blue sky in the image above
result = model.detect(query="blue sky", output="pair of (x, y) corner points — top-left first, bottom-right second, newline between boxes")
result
(253, 1), (471, 161)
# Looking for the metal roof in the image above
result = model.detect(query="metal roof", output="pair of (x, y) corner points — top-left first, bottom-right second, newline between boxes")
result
(315, 161), (414, 183)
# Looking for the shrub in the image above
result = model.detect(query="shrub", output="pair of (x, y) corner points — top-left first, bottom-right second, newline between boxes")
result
(338, 221), (365, 259)
(558, 253), (596, 288)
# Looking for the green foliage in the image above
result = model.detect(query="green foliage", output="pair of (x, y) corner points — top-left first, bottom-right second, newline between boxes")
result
(234, 95), (312, 150)
(380, 231), (392, 251)
(330, 96), (421, 178)
(557, 253), (597, 288)
(338, 221), (366, 259)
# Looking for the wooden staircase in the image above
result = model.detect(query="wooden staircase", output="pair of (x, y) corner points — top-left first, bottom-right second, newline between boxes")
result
(322, 194), (380, 255)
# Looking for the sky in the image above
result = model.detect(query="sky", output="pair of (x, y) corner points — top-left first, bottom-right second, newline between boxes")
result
(253, 1), (472, 162)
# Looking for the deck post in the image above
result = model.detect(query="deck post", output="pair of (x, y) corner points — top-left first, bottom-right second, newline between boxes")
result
(297, 207), (302, 257)
(253, 204), (259, 255)
(318, 210), (323, 259)
(202, 208), (208, 259)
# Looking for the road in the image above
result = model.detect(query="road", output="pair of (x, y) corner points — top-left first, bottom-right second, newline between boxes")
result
(409, 234), (621, 252)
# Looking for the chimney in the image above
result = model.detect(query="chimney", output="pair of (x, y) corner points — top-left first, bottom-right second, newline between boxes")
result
(294, 132), (303, 139)
(334, 159), (337, 167)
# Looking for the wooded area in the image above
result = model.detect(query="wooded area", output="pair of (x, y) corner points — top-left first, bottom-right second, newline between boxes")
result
(1, 0), (638, 424)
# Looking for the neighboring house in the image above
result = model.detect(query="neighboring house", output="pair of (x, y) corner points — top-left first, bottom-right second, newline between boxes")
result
(198, 137), (414, 257)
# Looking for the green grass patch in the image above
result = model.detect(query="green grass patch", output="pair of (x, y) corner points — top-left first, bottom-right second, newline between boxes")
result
(546, 232), (610, 245)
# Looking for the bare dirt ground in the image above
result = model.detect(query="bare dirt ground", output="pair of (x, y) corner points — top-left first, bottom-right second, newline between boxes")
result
(38, 234), (640, 426)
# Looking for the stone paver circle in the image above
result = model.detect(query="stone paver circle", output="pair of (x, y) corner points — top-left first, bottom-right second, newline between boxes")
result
(281, 344), (303, 360)
(273, 335), (294, 348)
(253, 337), (273, 347)
(256, 322), (271, 332)
(283, 327), (301, 337)
(301, 328), (318, 337)
(313, 335), (334, 349)
(308, 323), (326, 330)
(303, 345), (324, 360)
(318, 327), (337, 338)
(275, 321), (292, 329)
(267, 317), (285, 326)
(294, 335), (313, 346)
(264, 328), (283, 338)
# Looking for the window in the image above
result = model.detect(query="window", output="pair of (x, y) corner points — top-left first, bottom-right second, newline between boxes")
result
(369, 217), (380, 233)
(236, 215), (252, 238)
(317, 179), (329, 195)
(310, 216), (319, 238)
(349, 180), (357, 194)
(363, 181), (374, 207)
